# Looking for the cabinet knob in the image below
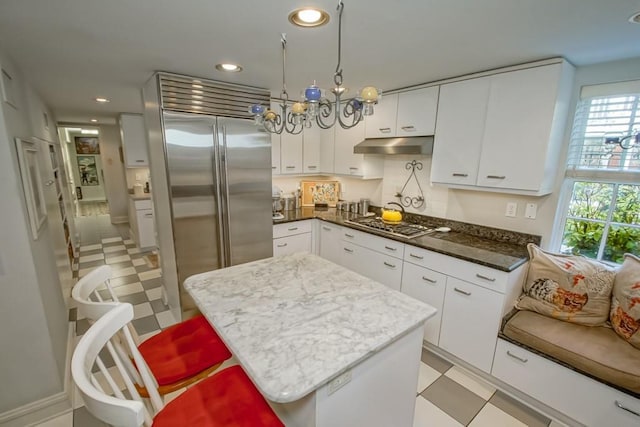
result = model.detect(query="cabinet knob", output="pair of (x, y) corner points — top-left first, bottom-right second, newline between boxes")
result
(486, 175), (506, 179)
(452, 173), (468, 177)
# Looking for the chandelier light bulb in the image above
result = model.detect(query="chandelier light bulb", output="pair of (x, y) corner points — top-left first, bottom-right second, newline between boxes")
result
(360, 87), (379, 102)
(264, 110), (277, 121)
(249, 104), (265, 115)
(291, 102), (306, 114)
(305, 84), (322, 102)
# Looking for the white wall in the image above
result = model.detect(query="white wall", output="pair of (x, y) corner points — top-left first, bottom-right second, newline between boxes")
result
(99, 124), (129, 222)
(0, 51), (70, 418)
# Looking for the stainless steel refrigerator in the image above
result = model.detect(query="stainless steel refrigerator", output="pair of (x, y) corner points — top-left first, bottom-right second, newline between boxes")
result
(162, 111), (273, 312)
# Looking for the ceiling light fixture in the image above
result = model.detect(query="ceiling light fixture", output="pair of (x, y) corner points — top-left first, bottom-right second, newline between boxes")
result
(215, 63), (243, 72)
(90, 119), (98, 123)
(249, 0), (380, 135)
(629, 12), (640, 24)
(94, 97), (110, 103)
(81, 129), (99, 135)
(288, 7), (330, 27)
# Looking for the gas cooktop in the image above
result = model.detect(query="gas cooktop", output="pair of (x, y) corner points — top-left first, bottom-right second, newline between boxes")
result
(345, 217), (434, 239)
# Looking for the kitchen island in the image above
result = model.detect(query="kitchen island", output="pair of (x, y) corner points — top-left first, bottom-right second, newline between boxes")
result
(184, 252), (436, 427)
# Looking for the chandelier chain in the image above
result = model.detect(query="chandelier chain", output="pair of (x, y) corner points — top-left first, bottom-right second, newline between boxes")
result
(280, 34), (289, 102)
(334, 0), (344, 87)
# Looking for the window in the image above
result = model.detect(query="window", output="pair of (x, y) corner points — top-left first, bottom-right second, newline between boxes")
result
(557, 84), (640, 264)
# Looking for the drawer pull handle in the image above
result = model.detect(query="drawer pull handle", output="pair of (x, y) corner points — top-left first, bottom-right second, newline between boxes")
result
(506, 351), (528, 363)
(349, 167), (359, 170)
(379, 127), (392, 133)
(343, 247), (353, 253)
(615, 400), (640, 417)
(288, 227), (298, 231)
(487, 175), (506, 179)
(344, 233), (354, 238)
(454, 287), (471, 296)
(422, 276), (437, 284)
(307, 165), (317, 169)
(144, 213), (153, 218)
(322, 226), (331, 231)
(409, 253), (424, 260)
(384, 245), (397, 251)
(272, 166), (277, 169)
(401, 125), (415, 131)
(277, 243), (287, 248)
(136, 160), (145, 163)
(383, 262), (396, 268)
(476, 273), (496, 282)
(452, 173), (468, 177)
(286, 166), (295, 169)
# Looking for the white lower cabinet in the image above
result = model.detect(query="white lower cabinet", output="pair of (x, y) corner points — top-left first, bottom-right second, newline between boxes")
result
(400, 262), (447, 345)
(493, 339), (640, 426)
(439, 277), (504, 373)
(273, 220), (313, 257)
(319, 222), (343, 266)
(129, 198), (156, 250)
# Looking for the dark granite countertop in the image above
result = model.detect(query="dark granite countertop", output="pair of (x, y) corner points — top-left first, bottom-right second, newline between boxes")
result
(274, 208), (535, 272)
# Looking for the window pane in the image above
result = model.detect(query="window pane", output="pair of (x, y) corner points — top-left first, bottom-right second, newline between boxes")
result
(612, 184), (640, 225)
(603, 225), (640, 264)
(560, 219), (604, 259)
(567, 182), (613, 220)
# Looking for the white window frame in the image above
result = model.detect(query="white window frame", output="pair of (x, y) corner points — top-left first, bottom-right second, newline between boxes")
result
(551, 82), (640, 263)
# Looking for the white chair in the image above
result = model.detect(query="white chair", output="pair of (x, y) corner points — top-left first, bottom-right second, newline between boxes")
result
(72, 302), (284, 427)
(72, 265), (232, 397)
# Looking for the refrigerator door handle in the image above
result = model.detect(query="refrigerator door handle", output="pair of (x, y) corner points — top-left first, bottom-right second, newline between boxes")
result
(219, 124), (232, 266)
(212, 124), (228, 268)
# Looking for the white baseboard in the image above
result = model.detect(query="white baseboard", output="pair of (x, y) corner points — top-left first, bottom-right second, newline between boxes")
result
(0, 324), (74, 427)
(110, 215), (128, 224)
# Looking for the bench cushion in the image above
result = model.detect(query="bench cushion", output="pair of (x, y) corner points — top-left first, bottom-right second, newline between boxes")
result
(503, 310), (640, 395)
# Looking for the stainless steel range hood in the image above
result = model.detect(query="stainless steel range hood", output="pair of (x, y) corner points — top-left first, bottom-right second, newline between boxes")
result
(353, 136), (434, 155)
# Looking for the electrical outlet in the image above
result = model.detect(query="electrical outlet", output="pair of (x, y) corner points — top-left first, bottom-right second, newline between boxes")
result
(525, 203), (537, 219)
(505, 202), (517, 217)
(328, 369), (352, 395)
(135, 173), (142, 181)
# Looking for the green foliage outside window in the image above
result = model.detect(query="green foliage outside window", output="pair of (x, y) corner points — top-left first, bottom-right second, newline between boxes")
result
(561, 182), (640, 264)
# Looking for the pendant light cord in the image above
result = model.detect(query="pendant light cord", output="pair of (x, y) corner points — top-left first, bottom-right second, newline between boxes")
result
(334, 0), (344, 87)
(281, 33), (289, 102)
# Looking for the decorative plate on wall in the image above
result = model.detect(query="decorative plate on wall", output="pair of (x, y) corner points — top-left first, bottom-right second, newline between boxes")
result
(301, 180), (340, 207)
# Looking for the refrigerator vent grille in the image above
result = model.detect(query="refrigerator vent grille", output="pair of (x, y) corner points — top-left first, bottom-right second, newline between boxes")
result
(159, 74), (270, 119)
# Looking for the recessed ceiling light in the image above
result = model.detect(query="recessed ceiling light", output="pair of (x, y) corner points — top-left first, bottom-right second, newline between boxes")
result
(289, 7), (330, 27)
(81, 129), (99, 135)
(215, 63), (243, 72)
(629, 12), (640, 24)
(94, 97), (110, 103)
(90, 119), (98, 123)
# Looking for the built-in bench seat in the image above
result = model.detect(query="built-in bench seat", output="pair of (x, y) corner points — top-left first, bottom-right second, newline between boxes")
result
(501, 310), (640, 397)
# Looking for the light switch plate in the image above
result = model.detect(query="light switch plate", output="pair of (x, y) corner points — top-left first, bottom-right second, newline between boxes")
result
(505, 202), (517, 217)
(525, 203), (537, 219)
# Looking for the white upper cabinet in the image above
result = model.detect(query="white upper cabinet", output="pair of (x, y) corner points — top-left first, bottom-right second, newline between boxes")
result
(303, 126), (321, 174)
(365, 93), (399, 138)
(334, 122), (384, 179)
(119, 114), (149, 168)
(280, 130), (303, 175)
(396, 86), (439, 136)
(431, 60), (574, 196)
(364, 86), (439, 138)
(431, 78), (490, 186)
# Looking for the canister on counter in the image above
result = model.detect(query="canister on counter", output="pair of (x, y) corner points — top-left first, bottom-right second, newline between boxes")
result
(360, 198), (370, 214)
(348, 201), (359, 213)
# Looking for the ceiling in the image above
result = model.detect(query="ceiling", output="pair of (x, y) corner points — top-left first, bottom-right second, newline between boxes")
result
(1, 0), (639, 125)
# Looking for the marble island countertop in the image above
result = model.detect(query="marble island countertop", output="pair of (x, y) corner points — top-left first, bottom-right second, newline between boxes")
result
(184, 252), (436, 403)
(275, 208), (536, 272)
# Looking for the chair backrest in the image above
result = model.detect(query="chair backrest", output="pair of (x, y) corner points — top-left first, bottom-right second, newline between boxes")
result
(72, 303), (164, 427)
(72, 265), (120, 321)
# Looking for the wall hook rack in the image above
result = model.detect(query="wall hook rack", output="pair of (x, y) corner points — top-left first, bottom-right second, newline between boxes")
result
(394, 160), (425, 208)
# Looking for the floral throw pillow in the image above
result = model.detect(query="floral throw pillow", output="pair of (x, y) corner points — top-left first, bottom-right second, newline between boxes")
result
(515, 244), (615, 326)
(610, 254), (640, 349)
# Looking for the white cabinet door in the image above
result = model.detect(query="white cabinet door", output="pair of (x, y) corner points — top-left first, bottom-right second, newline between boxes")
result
(120, 114), (149, 167)
(303, 126), (321, 174)
(431, 78), (489, 186)
(319, 222), (343, 265)
(334, 122), (365, 176)
(476, 64), (562, 191)
(319, 125), (334, 174)
(396, 86), (439, 136)
(137, 209), (156, 248)
(401, 262), (447, 345)
(439, 277), (503, 373)
(273, 233), (312, 257)
(280, 131), (303, 175)
(364, 93), (398, 138)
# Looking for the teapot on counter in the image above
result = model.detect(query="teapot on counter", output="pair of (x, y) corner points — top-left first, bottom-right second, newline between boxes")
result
(381, 202), (405, 224)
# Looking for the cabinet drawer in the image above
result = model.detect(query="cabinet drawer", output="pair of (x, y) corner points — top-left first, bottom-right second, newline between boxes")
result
(341, 242), (402, 291)
(403, 245), (509, 293)
(439, 278), (503, 373)
(134, 199), (152, 210)
(400, 262), (446, 345)
(493, 339), (640, 426)
(341, 227), (404, 259)
(273, 233), (312, 257)
(273, 220), (313, 239)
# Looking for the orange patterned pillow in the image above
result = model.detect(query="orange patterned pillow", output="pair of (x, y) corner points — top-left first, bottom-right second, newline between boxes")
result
(515, 244), (615, 326)
(610, 254), (640, 349)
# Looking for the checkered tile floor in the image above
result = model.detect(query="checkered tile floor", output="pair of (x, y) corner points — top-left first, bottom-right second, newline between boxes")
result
(40, 229), (564, 426)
